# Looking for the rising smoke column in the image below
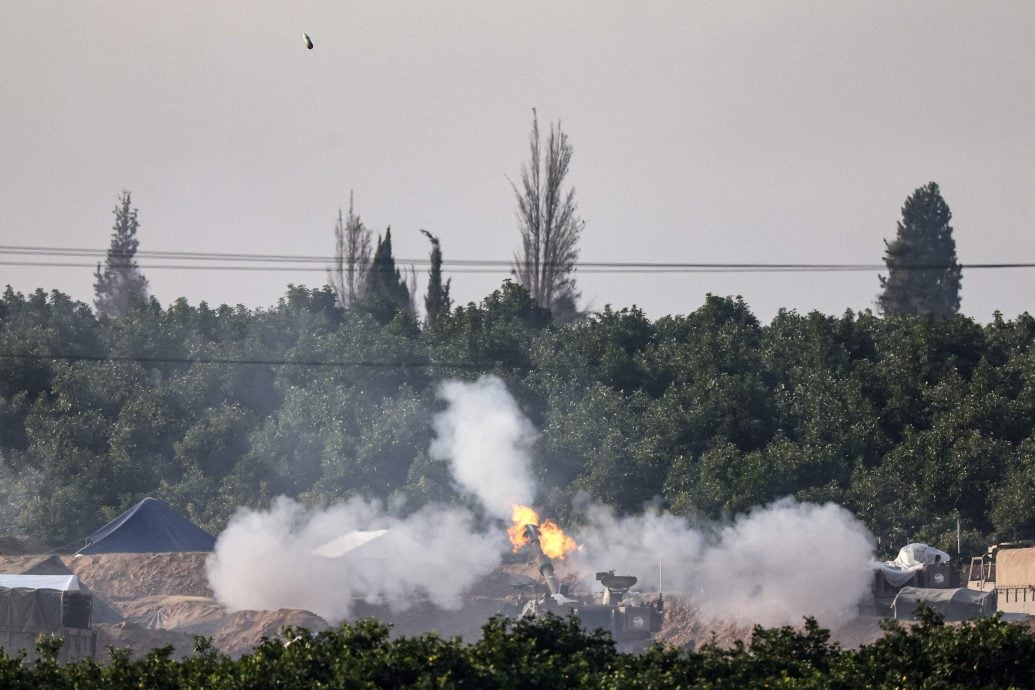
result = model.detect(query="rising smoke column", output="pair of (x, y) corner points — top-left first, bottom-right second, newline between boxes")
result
(429, 375), (538, 518)
(570, 498), (875, 629)
(208, 375), (538, 621)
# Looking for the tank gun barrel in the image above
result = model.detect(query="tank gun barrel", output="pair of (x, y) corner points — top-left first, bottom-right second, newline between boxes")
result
(524, 524), (561, 597)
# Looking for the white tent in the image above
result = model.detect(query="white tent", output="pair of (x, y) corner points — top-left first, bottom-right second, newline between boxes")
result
(0, 574), (81, 591)
(312, 530), (389, 558)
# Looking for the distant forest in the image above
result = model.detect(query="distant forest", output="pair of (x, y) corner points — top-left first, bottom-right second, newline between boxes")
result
(1, 281), (1034, 558)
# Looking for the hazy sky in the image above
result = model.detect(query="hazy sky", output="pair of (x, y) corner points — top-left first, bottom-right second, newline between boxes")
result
(3, 2), (1034, 322)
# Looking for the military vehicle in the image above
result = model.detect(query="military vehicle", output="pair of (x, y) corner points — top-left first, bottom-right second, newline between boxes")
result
(967, 540), (1035, 617)
(507, 524), (664, 650)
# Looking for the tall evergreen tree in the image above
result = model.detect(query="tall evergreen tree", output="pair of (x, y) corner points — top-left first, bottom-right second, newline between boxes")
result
(420, 229), (452, 327)
(93, 191), (149, 319)
(362, 227), (411, 324)
(878, 182), (962, 316)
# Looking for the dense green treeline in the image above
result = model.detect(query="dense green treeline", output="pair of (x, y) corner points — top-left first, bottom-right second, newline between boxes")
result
(4, 611), (1035, 688)
(2, 281), (1035, 555)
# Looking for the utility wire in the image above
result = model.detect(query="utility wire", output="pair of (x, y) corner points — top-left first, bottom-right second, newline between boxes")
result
(0, 259), (917, 274)
(0, 244), (1030, 274)
(0, 352), (489, 369)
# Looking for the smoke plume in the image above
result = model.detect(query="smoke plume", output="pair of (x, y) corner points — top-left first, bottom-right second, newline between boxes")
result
(207, 496), (502, 623)
(208, 375), (537, 621)
(569, 498), (875, 628)
(429, 375), (537, 518)
(209, 375), (877, 632)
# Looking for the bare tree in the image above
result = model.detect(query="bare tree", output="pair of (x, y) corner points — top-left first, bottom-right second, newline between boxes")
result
(328, 191), (373, 309)
(405, 263), (419, 317)
(510, 109), (584, 319)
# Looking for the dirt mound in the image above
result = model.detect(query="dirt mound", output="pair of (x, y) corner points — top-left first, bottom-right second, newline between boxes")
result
(655, 597), (752, 649)
(340, 561), (590, 643)
(351, 595), (507, 643)
(209, 608), (329, 657)
(94, 621), (197, 660)
(0, 554), (70, 574)
(4, 550), (908, 659)
(830, 615), (889, 649)
(117, 594), (226, 631)
(1, 551), (331, 659)
(68, 552), (213, 599)
(0, 535), (48, 556)
(651, 597), (891, 651)
(110, 593), (329, 658)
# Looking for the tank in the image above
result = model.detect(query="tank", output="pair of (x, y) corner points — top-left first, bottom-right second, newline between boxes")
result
(508, 524), (664, 651)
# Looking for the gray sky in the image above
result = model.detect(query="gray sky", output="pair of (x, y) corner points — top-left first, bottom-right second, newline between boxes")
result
(3, 1), (1034, 322)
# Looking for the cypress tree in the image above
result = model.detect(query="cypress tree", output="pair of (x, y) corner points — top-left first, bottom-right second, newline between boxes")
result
(93, 191), (149, 319)
(420, 229), (451, 327)
(878, 182), (962, 316)
(362, 227), (411, 324)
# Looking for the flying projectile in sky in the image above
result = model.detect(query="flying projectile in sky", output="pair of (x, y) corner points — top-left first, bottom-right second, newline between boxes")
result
(303, 33), (314, 50)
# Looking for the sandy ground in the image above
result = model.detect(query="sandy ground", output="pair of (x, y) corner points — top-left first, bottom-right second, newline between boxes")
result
(0, 545), (328, 659)
(0, 538), (894, 659)
(68, 553), (214, 599)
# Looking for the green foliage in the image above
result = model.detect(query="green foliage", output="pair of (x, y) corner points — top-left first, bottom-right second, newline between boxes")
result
(0, 613), (1032, 688)
(362, 227), (412, 325)
(878, 182), (962, 317)
(421, 229), (452, 328)
(93, 191), (149, 319)
(3, 279), (1035, 552)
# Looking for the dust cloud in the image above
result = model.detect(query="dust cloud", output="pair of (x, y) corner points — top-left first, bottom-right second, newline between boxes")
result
(570, 498), (875, 628)
(208, 376), (535, 621)
(210, 375), (876, 630)
(207, 496), (502, 623)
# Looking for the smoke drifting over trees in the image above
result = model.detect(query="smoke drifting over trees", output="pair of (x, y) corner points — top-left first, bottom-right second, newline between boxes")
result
(209, 375), (875, 628)
(2, 281), (1033, 573)
(429, 376), (537, 518)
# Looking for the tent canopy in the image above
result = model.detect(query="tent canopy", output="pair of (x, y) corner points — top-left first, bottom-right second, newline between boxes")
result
(77, 497), (215, 555)
(0, 574), (80, 592)
(313, 529), (389, 558)
(892, 586), (996, 621)
(0, 556), (122, 623)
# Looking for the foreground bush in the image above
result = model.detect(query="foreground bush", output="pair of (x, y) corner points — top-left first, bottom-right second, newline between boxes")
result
(0, 610), (1033, 689)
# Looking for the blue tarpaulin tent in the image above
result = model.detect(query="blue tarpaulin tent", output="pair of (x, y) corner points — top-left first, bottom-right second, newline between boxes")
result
(76, 497), (215, 555)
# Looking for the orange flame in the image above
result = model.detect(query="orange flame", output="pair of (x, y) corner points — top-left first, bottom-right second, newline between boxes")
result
(507, 503), (578, 560)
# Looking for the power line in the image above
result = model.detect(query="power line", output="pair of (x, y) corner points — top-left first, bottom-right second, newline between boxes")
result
(0, 352), (489, 369)
(0, 244), (1032, 274)
(0, 259), (900, 274)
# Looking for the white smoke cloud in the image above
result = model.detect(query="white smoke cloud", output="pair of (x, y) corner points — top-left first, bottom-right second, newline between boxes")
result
(207, 496), (502, 623)
(429, 375), (537, 518)
(209, 376), (878, 632)
(570, 498), (875, 629)
(208, 375), (539, 622)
